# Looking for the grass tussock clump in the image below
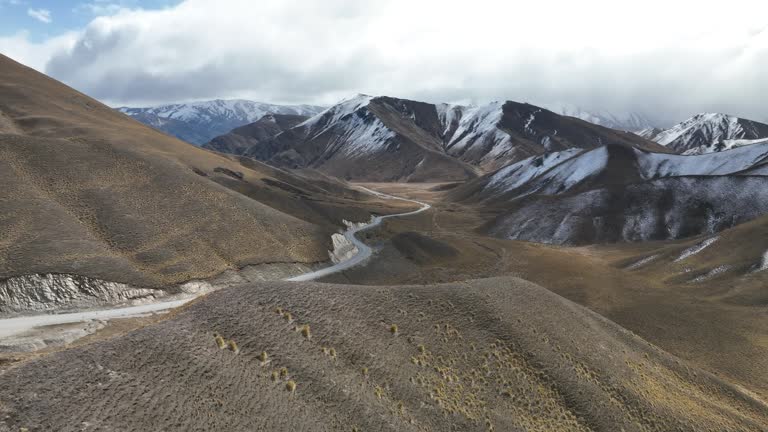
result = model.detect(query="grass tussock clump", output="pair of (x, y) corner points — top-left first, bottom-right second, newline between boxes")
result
(300, 324), (311, 339)
(257, 351), (268, 365)
(227, 340), (239, 354)
(390, 324), (399, 335)
(214, 334), (226, 349)
(286, 380), (297, 393)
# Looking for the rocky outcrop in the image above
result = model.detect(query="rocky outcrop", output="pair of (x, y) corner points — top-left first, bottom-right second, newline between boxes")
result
(327, 219), (369, 264)
(0, 274), (160, 314)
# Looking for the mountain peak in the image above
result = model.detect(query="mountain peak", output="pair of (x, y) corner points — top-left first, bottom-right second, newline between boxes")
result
(208, 95), (664, 181)
(641, 112), (768, 153)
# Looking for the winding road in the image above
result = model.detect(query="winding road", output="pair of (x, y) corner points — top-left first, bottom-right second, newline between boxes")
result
(0, 187), (430, 340)
(286, 186), (430, 281)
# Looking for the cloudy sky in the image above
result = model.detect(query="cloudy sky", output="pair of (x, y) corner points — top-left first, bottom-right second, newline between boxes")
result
(1, 0), (767, 125)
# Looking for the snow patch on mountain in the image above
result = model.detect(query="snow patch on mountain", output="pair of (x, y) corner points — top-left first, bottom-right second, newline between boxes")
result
(435, 103), (465, 137)
(299, 94), (373, 134)
(117, 99), (325, 145)
(757, 250), (768, 272)
(531, 146), (609, 195)
(689, 265), (730, 283)
(524, 109), (541, 135)
(654, 113), (742, 146)
(332, 112), (396, 156)
(119, 99), (324, 124)
(682, 137), (768, 155)
(441, 101), (522, 164)
(291, 94), (396, 156)
(485, 149), (582, 192)
(674, 237), (719, 262)
(626, 254), (659, 270)
(445, 102), (507, 151)
(635, 142), (768, 178)
(640, 113), (768, 153)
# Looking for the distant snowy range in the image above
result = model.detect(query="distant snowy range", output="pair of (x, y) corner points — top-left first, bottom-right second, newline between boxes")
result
(116, 99), (325, 145)
(116, 98), (660, 147)
(116, 97), (768, 163)
(113, 94), (768, 245)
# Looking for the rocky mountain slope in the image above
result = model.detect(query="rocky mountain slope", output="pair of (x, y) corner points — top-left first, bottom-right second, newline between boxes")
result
(679, 137), (768, 155)
(0, 54), (404, 302)
(2, 278), (765, 431)
(243, 95), (481, 182)
(638, 113), (768, 153)
(451, 142), (768, 244)
(203, 114), (309, 155)
(207, 95), (664, 182)
(117, 99), (325, 145)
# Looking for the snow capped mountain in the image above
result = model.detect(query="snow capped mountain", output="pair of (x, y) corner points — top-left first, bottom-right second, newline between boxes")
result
(434, 100), (663, 171)
(543, 103), (656, 132)
(298, 94), (374, 132)
(452, 142), (768, 245)
(205, 94), (663, 181)
(681, 138), (768, 155)
(435, 103), (464, 138)
(442, 101), (516, 164)
(635, 143), (768, 177)
(293, 94), (395, 156)
(203, 113), (310, 155)
(484, 149), (583, 193)
(241, 94), (475, 182)
(117, 99), (325, 145)
(638, 113), (768, 153)
(474, 142), (768, 203)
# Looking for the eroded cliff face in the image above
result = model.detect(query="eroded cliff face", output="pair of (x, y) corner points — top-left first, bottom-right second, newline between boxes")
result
(328, 233), (358, 264)
(0, 274), (161, 314)
(327, 219), (369, 264)
(0, 218), (375, 316)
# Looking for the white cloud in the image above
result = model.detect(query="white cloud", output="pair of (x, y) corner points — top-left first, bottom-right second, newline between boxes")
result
(27, 7), (52, 23)
(8, 0), (768, 124)
(0, 31), (77, 71)
(75, 1), (131, 16)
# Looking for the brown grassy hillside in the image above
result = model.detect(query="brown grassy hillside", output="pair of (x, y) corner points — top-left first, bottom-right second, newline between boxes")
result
(1, 278), (765, 431)
(321, 183), (768, 401)
(0, 54), (408, 287)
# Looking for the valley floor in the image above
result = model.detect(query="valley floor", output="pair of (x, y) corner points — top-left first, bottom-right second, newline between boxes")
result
(321, 183), (768, 400)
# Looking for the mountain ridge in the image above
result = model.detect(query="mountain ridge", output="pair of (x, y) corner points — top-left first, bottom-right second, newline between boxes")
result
(638, 113), (768, 153)
(117, 99), (325, 145)
(450, 141), (768, 245)
(206, 95), (665, 181)
(0, 54), (402, 296)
